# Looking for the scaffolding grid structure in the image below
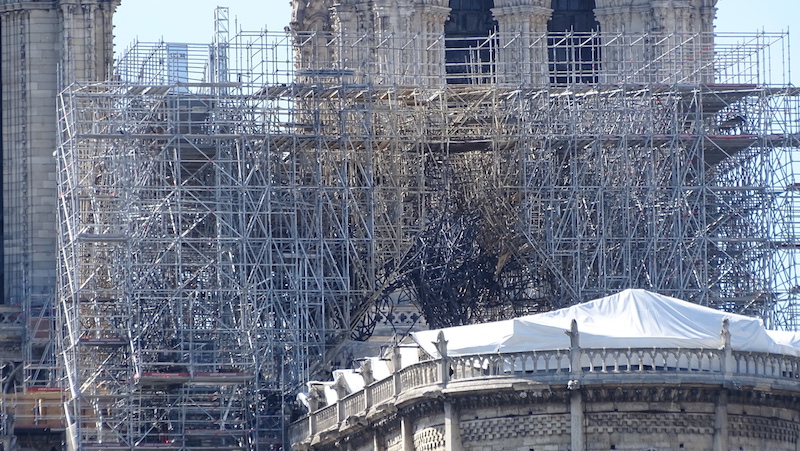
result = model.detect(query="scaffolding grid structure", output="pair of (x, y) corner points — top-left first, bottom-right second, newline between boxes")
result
(54, 19), (800, 449)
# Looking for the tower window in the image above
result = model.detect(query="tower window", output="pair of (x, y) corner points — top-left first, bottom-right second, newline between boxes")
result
(549, 0), (600, 33)
(445, 0), (497, 84)
(548, 0), (600, 84)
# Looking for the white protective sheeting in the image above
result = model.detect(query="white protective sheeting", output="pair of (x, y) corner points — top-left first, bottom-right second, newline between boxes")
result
(365, 356), (392, 380)
(412, 289), (800, 358)
(766, 330), (800, 355)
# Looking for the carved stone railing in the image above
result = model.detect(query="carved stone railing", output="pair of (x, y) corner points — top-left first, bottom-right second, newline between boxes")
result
(732, 351), (800, 379)
(371, 376), (394, 406)
(313, 403), (338, 433)
(290, 327), (800, 446)
(342, 390), (365, 419)
(450, 347), (726, 378)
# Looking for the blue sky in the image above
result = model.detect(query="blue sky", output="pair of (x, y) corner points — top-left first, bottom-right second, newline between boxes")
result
(114, 1), (799, 83)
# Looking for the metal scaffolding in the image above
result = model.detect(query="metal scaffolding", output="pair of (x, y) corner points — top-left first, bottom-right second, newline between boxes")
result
(54, 21), (799, 449)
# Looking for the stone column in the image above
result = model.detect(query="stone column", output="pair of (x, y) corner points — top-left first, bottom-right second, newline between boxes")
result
(444, 401), (463, 451)
(331, 3), (358, 36)
(652, 0), (703, 82)
(413, 1), (450, 85)
(593, 4), (624, 83)
(650, 1), (672, 32)
(797, 421), (800, 451)
(59, 0), (120, 83)
(491, 1), (552, 86)
(697, 2), (718, 83)
(714, 319), (731, 451)
(401, 414), (414, 451)
(334, 376), (349, 423)
(592, 6), (617, 33)
(372, 0), (419, 84)
(96, 1), (118, 79)
(60, 3), (81, 80)
(331, 0), (377, 80)
(650, 2), (672, 82)
(712, 388), (728, 451)
(373, 0), (397, 83)
(397, 2), (416, 84)
(566, 319), (585, 451)
(361, 359), (375, 385)
(361, 359), (375, 411)
(373, 430), (385, 451)
(292, 0), (334, 32)
(295, 0), (337, 74)
(698, 2), (717, 33)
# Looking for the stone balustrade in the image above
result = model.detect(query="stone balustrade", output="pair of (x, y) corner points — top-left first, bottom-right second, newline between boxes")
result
(312, 403), (338, 433)
(290, 343), (800, 445)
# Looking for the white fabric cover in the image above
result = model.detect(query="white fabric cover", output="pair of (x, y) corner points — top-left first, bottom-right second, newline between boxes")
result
(365, 356), (392, 380)
(334, 369), (365, 393)
(412, 289), (800, 358)
(766, 330), (800, 355)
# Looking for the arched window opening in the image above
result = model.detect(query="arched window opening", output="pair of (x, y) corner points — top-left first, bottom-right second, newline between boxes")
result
(445, 0), (497, 84)
(548, 0), (600, 84)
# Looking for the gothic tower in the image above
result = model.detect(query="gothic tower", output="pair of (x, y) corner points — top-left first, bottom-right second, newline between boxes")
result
(1, 0), (120, 308)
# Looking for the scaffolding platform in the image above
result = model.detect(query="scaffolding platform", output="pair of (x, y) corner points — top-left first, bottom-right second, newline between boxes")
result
(54, 26), (800, 450)
(134, 372), (253, 385)
(78, 336), (128, 346)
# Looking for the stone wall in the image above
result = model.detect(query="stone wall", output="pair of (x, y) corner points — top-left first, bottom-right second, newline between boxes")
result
(299, 384), (800, 451)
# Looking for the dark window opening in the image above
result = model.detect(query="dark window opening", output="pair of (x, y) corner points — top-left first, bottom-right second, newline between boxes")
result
(548, 0), (600, 84)
(445, 0), (497, 84)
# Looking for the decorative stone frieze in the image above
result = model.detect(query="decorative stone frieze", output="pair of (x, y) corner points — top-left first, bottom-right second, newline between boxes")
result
(585, 412), (716, 435)
(460, 413), (569, 442)
(413, 425), (446, 450)
(729, 415), (799, 445)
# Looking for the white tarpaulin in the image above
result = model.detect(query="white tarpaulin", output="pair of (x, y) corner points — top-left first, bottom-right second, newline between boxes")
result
(412, 289), (800, 358)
